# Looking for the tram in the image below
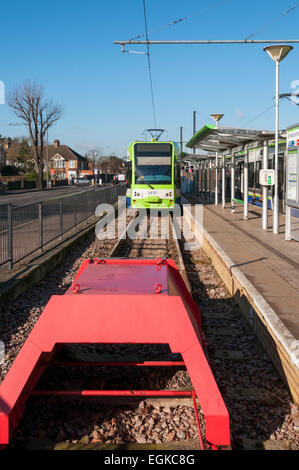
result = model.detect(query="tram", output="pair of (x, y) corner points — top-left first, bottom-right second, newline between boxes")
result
(126, 130), (181, 209)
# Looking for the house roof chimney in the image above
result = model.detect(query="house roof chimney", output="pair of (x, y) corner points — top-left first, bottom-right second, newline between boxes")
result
(54, 139), (60, 148)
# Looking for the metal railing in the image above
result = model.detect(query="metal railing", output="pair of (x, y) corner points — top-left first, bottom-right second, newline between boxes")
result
(0, 183), (126, 269)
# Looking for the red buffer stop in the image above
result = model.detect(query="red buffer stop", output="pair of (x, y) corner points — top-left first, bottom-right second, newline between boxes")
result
(0, 258), (230, 449)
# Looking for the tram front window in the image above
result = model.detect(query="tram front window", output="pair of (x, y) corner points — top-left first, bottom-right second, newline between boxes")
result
(135, 162), (172, 185)
(134, 143), (172, 185)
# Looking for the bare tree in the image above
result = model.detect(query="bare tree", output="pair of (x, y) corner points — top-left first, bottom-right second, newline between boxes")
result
(8, 81), (63, 189)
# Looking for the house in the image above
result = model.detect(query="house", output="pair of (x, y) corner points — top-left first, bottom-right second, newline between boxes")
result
(48, 139), (91, 181)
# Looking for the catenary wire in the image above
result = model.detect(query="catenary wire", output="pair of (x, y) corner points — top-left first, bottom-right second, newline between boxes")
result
(143, 0), (157, 129)
(128, 0), (231, 42)
(245, 3), (299, 40)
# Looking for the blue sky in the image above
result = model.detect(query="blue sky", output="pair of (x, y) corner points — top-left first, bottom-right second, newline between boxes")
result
(1, 0), (299, 156)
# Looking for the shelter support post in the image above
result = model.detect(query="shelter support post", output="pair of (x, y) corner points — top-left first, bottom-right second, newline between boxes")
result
(222, 155), (226, 208)
(231, 152), (235, 213)
(205, 161), (208, 200)
(209, 160), (213, 202)
(215, 152), (219, 206)
(195, 167), (199, 196)
(244, 146), (249, 220)
(262, 141), (269, 230)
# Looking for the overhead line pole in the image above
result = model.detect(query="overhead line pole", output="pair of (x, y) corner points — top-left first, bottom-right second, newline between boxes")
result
(116, 40), (299, 46)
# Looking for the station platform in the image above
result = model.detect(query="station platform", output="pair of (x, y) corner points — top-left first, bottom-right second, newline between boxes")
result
(182, 197), (299, 403)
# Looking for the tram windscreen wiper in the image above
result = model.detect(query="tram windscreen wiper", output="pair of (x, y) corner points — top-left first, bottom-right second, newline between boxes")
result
(147, 184), (155, 190)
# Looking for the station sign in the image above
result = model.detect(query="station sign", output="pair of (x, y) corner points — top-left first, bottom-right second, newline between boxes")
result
(259, 169), (275, 186)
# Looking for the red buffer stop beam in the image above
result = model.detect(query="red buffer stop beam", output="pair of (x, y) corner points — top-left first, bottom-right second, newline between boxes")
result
(0, 258), (230, 448)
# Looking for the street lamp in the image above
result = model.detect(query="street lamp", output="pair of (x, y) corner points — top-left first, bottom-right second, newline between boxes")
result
(264, 45), (293, 234)
(46, 128), (49, 188)
(210, 114), (224, 206)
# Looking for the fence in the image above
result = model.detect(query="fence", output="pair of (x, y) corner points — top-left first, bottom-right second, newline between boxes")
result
(0, 183), (126, 269)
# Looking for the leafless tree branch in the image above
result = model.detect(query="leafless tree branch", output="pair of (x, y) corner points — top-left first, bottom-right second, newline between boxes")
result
(8, 81), (63, 189)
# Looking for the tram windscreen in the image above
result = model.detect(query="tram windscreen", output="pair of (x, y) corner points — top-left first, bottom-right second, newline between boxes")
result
(134, 143), (172, 185)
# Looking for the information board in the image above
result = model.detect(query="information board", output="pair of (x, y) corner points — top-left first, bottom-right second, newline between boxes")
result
(286, 125), (299, 207)
(259, 169), (275, 186)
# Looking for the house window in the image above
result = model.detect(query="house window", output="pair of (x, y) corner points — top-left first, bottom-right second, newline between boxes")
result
(69, 160), (75, 168)
(52, 154), (65, 168)
(53, 160), (65, 168)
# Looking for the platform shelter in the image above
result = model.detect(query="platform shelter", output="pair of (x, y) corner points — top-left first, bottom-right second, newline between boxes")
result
(184, 125), (286, 231)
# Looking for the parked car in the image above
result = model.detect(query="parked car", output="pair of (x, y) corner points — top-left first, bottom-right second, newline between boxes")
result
(74, 176), (92, 185)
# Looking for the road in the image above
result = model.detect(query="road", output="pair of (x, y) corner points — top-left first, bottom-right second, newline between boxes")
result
(0, 186), (93, 206)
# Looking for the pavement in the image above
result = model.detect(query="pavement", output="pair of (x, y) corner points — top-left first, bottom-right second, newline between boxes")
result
(200, 202), (299, 342)
(182, 196), (299, 401)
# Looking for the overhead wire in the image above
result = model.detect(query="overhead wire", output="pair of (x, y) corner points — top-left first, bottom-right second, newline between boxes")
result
(133, 0), (231, 130)
(240, 4), (299, 127)
(240, 104), (276, 128)
(142, 0), (157, 129)
(128, 0), (231, 42)
(240, 98), (290, 129)
(245, 3), (299, 40)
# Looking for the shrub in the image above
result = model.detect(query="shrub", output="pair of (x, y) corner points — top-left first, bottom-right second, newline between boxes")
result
(25, 171), (38, 182)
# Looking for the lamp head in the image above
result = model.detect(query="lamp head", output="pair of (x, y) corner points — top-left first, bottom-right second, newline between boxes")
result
(211, 113), (224, 123)
(264, 45), (293, 63)
(210, 113), (224, 128)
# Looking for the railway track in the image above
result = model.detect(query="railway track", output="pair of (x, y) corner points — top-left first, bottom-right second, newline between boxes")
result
(0, 209), (298, 450)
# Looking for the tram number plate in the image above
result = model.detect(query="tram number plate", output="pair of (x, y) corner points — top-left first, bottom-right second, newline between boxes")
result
(148, 191), (158, 195)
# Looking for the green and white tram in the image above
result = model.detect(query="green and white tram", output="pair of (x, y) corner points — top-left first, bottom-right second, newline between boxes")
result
(126, 138), (181, 210)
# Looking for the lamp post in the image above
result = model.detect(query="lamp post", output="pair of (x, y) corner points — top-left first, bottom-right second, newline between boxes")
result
(46, 128), (49, 188)
(210, 114), (224, 205)
(264, 45), (293, 234)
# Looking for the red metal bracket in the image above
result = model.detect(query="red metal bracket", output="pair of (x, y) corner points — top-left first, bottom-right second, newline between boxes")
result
(0, 259), (230, 448)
